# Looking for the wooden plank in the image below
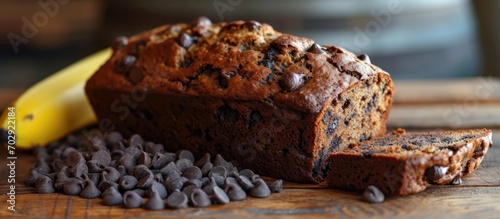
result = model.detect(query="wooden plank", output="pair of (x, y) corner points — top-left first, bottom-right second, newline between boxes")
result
(393, 77), (500, 104)
(1, 187), (499, 219)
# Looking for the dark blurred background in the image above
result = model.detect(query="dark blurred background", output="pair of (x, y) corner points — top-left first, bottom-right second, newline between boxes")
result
(0, 0), (499, 89)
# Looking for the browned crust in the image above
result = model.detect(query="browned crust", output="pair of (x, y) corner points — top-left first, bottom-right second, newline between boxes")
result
(85, 18), (394, 183)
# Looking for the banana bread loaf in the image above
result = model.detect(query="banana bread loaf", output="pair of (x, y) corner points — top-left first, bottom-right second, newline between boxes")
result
(326, 129), (492, 195)
(85, 17), (394, 183)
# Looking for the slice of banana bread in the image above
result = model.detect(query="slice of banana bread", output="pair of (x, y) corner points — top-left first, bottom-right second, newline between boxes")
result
(325, 129), (493, 195)
(85, 17), (394, 183)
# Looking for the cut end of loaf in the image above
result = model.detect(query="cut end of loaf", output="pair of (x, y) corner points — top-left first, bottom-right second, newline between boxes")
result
(310, 72), (394, 182)
(325, 129), (493, 195)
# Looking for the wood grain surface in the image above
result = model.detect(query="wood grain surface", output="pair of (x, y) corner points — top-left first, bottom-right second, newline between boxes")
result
(1, 78), (500, 218)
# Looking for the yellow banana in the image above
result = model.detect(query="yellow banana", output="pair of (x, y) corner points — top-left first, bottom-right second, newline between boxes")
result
(0, 48), (111, 149)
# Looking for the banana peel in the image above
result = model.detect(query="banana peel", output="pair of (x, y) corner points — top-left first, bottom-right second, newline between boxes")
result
(0, 48), (111, 149)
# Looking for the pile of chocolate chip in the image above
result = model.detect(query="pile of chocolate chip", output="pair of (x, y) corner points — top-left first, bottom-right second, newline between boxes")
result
(26, 132), (283, 209)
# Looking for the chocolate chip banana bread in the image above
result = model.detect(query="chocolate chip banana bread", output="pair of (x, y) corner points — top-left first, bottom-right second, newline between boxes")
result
(326, 129), (492, 195)
(85, 17), (394, 183)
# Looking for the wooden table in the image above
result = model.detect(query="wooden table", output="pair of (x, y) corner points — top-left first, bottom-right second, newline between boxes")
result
(1, 78), (500, 219)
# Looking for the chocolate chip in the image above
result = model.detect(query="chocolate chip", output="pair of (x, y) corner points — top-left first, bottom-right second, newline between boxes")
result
(236, 175), (254, 190)
(194, 153), (211, 168)
(111, 149), (124, 161)
(209, 165), (227, 178)
(123, 191), (143, 208)
(249, 174), (261, 184)
(25, 169), (43, 186)
(265, 47), (279, 60)
(70, 162), (88, 179)
(211, 174), (225, 187)
(52, 158), (67, 173)
(102, 167), (121, 182)
(250, 178), (271, 198)
(132, 164), (153, 179)
(246, 20), (261, 31)
(147, 181), (168, 199)
(184, 179), (202, 188)
(221, 176), (235, 187)
(138, 151), (152, 167)
(200, 162), (213, 177)
(182, 166), (202, 180)
(177, 150), (195, 163)
(357, 54), (371, 64)
(117, 165), (127, 178)
(112, 141), (126, 151)
(163, 170), (182, 183)
(35, 175), (55, 194)
(63, 179), (83, 196)
(115, 153), (137, 171)
(128, 66), (144, 84)
(268, 179), (283, 193)
(229, 167), (239, 177)
(123, 147), (139, 158)
(144, 190), (165, 210)
(308, 43), (326, 54)
(67, 151), (86, 166)
(87, 160), (104, 173)
(218, 73), (231, 89)
(165, 177), (189, 194)
(202, 177), (219, 195)
(128, 134), (144, 147)
(131, 188), (146, 197)
(152, 153), (175, 170)
(258, 59), (274, 69)
(213, 154), (232, 170)
(137, 175), (155, 189)
(55, 167), (71, 190)
(80, 179), (101, 199)
(224, 182), (246, 201)
(166, 190), (188, 209)
(175, 158), (193, 172)
(212, 186), (230, 205)
(239, 169), (255, 179)
(112, 36), (128, 50)
(200, 177), (209, 187)
(160, 162), (181, 176)
(101, 187), (123, 206)
(362, 185), (385, 203)
(178, 33), (193, 48)
(98, 174), (119, 191)
(61, 147), (78, 159)
(119, 175), (138, 190)
(280, 72), (306, 92)
(425, 166), (449, 181)
(91, 150), (112, 167)
(182, 184), (198, 197)
(192, 16), (212, 27)
(189, 188), (211, 207)
(88, 173), (101, 186)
